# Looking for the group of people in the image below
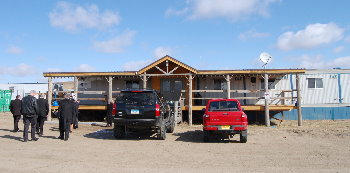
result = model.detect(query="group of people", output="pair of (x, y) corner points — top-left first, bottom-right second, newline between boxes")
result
(9, 90), (79, 142)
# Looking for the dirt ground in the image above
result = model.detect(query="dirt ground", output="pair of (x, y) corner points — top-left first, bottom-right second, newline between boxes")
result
(0, 112), (349, 173)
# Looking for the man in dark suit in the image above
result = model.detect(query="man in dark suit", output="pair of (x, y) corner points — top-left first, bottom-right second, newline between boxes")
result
(58, 94), (76, 141)
(73, 99), (80, 129)
(21, 90), (39, 142)
(10, 95), (22, 132)
(106, 100), (114, 127)
(36, 95), (49, 136)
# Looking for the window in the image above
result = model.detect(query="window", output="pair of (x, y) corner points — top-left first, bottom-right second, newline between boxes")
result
(209, 101), (239, 111)
(162, 80), (171, 92)
(261, 79), (276, 89)
(308, 78), (323, 89)
(126, 81), (140, 89)
(214, 79), (227, 90)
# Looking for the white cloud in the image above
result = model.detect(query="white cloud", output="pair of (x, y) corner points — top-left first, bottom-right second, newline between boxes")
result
(277, 23), (345, 51)
(49, 1), (120, 32)
(333, 46), (345, 53)
(153, 46), (173, 59)
(0, 63), (36, 77)
(167, 0), (280, 21)
(75, 64), (96, 72)
(239, 29), (270, 40)
(7, 45), (23, 54)
(121, 60), (154, 71)
(93, 30), (136, 53)
(345, 36), (350, 43)
(121, 46), (174, 71)
(165, 7), (188, 17)
(291, 55), (350, 69)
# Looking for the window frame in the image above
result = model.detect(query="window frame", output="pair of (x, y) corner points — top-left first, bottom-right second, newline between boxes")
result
(125, 80), (140, 89)
(213, 79), (227, 90)
(307, 78), (323, 89)
(260, 79), (276, 90)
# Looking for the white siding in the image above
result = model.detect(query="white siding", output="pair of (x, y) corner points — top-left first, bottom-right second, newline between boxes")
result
(299, 73), (339, 104)
(0, 83), (48, 100)
(340, 73), (350, 104)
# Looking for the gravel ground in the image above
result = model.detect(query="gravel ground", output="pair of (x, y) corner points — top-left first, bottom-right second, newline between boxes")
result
(0, 112), (349, 173)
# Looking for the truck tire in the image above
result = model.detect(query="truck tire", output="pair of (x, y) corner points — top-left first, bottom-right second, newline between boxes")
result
(157, 121), (166, 140)
(166, 114), (175, 133)
(240, 130), (247, 143)
(203, 131), (210, 142)
(114, 125), (125, 139)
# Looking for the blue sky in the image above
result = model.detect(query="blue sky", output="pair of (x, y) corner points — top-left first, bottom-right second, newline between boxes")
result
(1, 0), (350, 83)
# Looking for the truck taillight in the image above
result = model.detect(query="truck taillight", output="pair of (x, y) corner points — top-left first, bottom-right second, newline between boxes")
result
(155, 104), (160, 116)
(241, 113), (247, 121)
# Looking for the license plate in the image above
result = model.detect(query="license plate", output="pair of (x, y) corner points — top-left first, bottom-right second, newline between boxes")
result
(221, 125), (230, 130)
(130, 109), (139, 114)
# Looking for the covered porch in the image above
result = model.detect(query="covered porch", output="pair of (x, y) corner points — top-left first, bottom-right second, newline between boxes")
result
(43, 56), (305, 126)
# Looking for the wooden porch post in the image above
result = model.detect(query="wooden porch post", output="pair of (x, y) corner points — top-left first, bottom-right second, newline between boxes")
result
(108, 76), (113, 103)
(142, 74), (147, 89)
(226, 75), (231, 99)
(47, 77), (53, 121)
(264, 73), (270, 126)
(74, 77), (79, 100)
(296, 74), (302, 126)
(188, 75), (193, 126)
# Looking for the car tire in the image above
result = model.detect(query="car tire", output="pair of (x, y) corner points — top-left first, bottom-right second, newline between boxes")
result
(203, 131), (210, 142)
(240, 130), (247, 143)
(114, 125), (125, 139)
(157, 121), (166, 140)
(166, 114), (175, 133)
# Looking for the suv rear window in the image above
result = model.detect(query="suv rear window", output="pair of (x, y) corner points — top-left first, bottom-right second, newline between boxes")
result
(117, 92), (155, 106)
(209, 101), (238, 111)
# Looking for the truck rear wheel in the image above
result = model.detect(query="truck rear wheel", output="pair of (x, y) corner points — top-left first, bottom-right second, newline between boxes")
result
(240, 130), (247, 143)
(157, 122), (166, 140)
(114, 125), (125, 139)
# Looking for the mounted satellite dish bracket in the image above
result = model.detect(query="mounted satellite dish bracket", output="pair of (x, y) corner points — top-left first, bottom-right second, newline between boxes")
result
(259, 52), (272, 69)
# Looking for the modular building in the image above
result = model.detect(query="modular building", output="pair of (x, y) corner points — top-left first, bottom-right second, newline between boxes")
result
(0, 83), (48, 112)
(43, 56), (306, 125)
(275, 69), (350, 120)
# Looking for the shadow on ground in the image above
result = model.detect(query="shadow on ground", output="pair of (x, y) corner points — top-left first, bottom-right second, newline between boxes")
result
(0, 135), (22, 141)
(83, 129), (159, 141)
(173, 130), (241, 143)
(49, 127), (60, 132)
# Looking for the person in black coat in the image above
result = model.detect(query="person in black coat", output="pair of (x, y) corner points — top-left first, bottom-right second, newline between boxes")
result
(58, 94), (76, 141)
(106, 100), (114, 127)
(21, 90), (39, 142)
(10, 95), (22, 132)
(73, 99), (80, 129)
(36, 95), (49, 136)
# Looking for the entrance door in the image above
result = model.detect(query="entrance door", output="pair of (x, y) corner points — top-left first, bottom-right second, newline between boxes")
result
(161, 79), (183, 101)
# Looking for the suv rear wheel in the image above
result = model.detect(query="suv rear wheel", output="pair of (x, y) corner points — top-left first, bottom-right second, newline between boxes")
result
(157, 121), (166, 140)
(114, 125), (125, 139)
(166, 113), (175, 133)
(203, 131), (210, 142)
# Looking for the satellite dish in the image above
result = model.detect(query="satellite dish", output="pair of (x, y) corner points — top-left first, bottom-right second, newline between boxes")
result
(260, 52), (272, 64)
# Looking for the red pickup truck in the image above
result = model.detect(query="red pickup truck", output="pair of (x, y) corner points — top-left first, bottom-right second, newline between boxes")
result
(203, 99), (248, 143)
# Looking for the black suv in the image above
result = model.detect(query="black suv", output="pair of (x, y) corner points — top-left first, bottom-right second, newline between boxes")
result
(113, 89), (175, 140)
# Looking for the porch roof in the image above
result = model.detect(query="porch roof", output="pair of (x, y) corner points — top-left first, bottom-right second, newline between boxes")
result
(137, 55), (197, 74)
(43, 56), (305, 77)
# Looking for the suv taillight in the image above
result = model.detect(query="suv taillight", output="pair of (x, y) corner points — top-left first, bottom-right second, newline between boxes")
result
(155, 104), (160, 116)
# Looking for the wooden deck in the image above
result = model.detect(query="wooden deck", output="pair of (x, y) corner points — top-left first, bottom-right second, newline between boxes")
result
(182, 105), (296, 111)
(51, 105), (296, 111)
